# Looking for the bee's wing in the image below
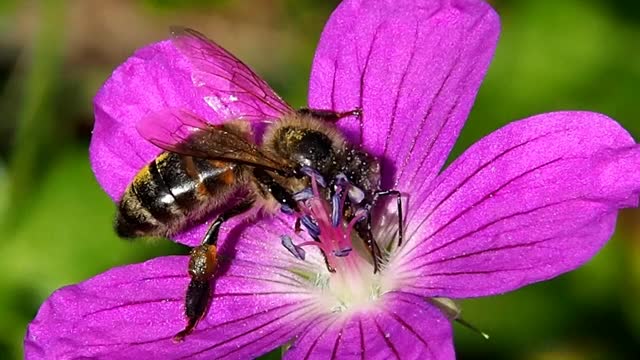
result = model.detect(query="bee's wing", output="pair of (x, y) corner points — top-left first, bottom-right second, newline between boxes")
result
(171, 26), (295, 121)
(137, 109), (292, 173)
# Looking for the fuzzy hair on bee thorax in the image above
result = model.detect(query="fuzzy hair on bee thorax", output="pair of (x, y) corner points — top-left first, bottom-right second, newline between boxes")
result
(262, 114), (346, 175)
(262, 113), (381, 200)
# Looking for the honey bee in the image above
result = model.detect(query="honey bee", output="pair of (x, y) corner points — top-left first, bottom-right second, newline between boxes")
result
(115, 27), (403, 341)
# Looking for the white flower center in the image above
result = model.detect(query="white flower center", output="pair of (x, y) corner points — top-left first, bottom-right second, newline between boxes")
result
(315, 251), (384, 313)
(283, 174), (400, 313)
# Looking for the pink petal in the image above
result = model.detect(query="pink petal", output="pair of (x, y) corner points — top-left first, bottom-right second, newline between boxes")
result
(393, 112), (640, 298)
(308, 0), (499, 190)
(284, 291), (454, 360)
(25, 252), (317, 359)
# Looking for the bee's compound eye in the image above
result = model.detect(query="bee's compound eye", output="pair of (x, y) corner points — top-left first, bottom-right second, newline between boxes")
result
(294, 131), (334, 173)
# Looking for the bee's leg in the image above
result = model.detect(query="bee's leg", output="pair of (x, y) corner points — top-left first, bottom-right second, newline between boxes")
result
(297, 107), (362, 122)
(354, 213), (381, 273)
(202, 197), (256, 247)
(174, 198), (255, 342)
(253, 167), (303, 236)
(373, 190), (404, 247)
(253, 168), (299, 212)
(352, 190), (403, 274)
(174, 246), (214, 342)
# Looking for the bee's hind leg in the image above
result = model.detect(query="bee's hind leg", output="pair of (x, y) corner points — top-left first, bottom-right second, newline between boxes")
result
(174, 197), (255, 342)
(352, 190), (404, 274)
(354, 213), (382, 274)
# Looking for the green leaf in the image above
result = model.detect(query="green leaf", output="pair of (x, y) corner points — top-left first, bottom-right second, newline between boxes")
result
(0, 148), (184, 358)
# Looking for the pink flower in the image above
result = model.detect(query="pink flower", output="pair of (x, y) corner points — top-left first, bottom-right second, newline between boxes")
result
(25, 0), (640, 359)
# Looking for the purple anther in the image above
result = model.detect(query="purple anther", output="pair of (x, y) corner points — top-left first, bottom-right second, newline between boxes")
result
(300, 215), (321, 238)
(280, 204), (294, 214)
(280, 235), (306, 260)
(333, 247), (352, 257)
(348, 186), (365, 204)
(334, 173), (349, 187)
(293, 188), (314, 202)
(331, 191), (343, 227)
(354, 208), (368, 222)
(331, 173), (348, 227)
(300, 166), (326, 187)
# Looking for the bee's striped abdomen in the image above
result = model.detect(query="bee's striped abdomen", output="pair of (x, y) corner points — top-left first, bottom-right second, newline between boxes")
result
(191, 157), (238, 195)
(116, 152), (241, 239)
(130, 157), (181, 223)
(154, 152), (200, 209)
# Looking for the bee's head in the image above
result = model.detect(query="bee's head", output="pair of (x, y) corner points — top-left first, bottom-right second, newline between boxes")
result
(339, 148), (381, 196)
(270, 126), (338, 176)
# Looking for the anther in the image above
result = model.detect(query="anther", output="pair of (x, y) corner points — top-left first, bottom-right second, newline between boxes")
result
(332, 247), (352, 257)
(300, 215), (321, 238)
(281, 235), (306, 260)
(353, 208), (368, 221)
(293, 188), (314, 202)
(280, 204), (294, 214)
(331, 173), (349, 227)
(334, 173), (349, 186)
(348, 186), (365, 204)
(331, 191), (343, 227)
(301, 166), (326, 187)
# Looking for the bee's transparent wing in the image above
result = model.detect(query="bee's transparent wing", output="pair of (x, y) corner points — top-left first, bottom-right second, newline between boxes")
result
(171, 26), (294, 122)
(137, 108), (291, 172)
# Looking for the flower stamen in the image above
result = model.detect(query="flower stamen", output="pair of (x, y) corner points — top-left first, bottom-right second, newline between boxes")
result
(299, 215), (321, 238)
(279, 169), (379, 281)
(300, 166), (326, 187)
(331, 174), (349, 227)
(293, 188), (314, 201)
(281, 235), (306, 260)
(332, 247), (352, 257)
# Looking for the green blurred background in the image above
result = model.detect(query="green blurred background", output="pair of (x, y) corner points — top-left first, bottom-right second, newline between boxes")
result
(0, 0), (638, 359)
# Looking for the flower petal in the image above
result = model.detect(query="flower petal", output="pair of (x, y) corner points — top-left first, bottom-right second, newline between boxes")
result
(308, 0), (499, 190)
(284, 291), (454, 360)
(25, 248), (319, 359)
(393, 112), (640, 298)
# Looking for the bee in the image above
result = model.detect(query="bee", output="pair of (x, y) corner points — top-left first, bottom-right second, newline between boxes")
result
(115, 27), (404, 341)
